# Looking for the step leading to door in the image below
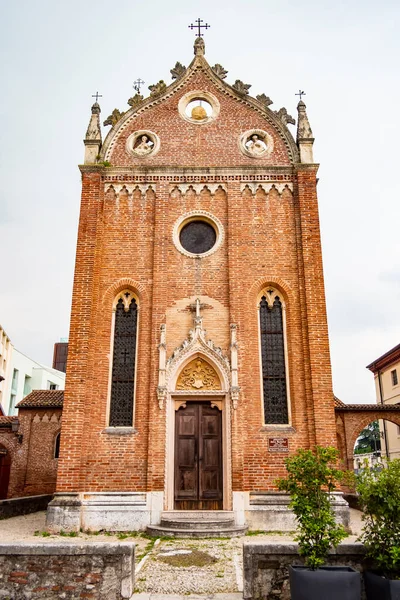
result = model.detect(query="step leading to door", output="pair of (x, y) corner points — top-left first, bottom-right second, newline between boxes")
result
(146, 511), (247, 538)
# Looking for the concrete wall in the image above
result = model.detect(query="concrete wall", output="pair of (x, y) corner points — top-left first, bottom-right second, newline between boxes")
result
(0, 542), (134, 599)
(243, 541), (367, 600)
(0, 494), (52, 519)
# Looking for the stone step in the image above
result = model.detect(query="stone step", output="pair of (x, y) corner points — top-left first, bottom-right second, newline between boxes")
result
(146, 524), (247, 538)
(161, 510), (235, 521)
(160, 518), (236, 530)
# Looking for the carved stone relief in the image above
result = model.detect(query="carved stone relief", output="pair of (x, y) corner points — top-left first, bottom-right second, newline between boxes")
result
(239, 129), (274, 159)
(176, 357), (221, 391)
(126, 130), (160, 159)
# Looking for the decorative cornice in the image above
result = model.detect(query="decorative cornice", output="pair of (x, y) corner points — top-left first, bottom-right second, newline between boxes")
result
(170, 183), (227, 195)
(104, 183), (155, 197)
(240, 182), (294, 195)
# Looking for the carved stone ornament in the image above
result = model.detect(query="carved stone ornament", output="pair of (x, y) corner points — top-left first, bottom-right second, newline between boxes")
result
(170, 62), (186, 80)
(148, 80), (167, 97)
(176, 357), (221, 391)
(103, 108), (125, 127)
(233, 80), (251, 95)
(128, 93), (144, 108)
(126, 130), (161, 159)
(194, 37), (205, 56)
(256, 93), (273, 107)
(212, 64), (228, 79)
(239, 129), (274, 159)
(275, 107), (296, 126)
(156, 299), (240, 410)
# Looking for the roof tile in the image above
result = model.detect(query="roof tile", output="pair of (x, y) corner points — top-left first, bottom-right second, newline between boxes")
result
(16, 390), (64, 408)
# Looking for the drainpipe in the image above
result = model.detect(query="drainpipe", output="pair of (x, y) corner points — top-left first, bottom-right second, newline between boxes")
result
(377, 371), (390, 462)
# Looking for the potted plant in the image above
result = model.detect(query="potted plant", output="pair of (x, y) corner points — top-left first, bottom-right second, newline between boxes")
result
(277, 446), (361, 600)
(356, 458), (400, 599)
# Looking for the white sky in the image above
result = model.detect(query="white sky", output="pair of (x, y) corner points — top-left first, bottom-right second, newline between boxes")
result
(1, 0), (399, 404)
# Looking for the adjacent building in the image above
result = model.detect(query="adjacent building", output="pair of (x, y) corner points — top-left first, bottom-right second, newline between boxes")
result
(0, 325), (66, 416)
(52, 340), (68, 373)
(367, 343), (400, 460)
(0, 326), (13, 412)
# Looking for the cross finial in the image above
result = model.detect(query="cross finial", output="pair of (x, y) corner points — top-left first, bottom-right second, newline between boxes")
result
(133, 78), (145, 93)
(295, 90), (306, 101)
(188, 18), (210, 37)
(91, 91), (102, 103)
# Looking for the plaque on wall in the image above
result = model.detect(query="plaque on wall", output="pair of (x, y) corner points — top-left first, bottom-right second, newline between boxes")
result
(268, 438), (289, 453)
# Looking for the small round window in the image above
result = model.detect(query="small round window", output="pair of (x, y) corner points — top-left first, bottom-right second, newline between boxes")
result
(178, 91), (220, 125)
(180, 221), (217, 254)
(173, 211), (224, 258)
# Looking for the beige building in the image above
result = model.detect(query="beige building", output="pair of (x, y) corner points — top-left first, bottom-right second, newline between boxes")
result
(0, 326), (13, 413)
(367, 343), (400, 460)
(0, 324), (66, 416)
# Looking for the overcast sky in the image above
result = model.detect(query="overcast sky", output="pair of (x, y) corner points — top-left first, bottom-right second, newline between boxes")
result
(1, 0), (399, 404)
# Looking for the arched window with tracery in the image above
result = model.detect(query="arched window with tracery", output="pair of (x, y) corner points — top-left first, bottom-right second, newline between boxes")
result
(259, 289), (289, 424)
(109, 291), (138, 427)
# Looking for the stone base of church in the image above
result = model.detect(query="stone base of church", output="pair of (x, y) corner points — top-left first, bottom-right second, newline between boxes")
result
(46, 490), (350, 533)
(236, 491), (350, 532)
(46, 492), (164, 533)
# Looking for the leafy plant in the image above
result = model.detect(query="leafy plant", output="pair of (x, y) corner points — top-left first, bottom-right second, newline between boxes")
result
(277, 446), (347, 569)
(356, 459), (400, 579)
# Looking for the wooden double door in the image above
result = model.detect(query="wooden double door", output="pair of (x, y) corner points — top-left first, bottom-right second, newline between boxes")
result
(174, 402), (223, 510)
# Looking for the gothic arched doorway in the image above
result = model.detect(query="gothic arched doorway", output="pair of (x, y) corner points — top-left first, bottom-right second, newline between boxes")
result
(0, 445), (11, 500)
(167, 354), (230, 510)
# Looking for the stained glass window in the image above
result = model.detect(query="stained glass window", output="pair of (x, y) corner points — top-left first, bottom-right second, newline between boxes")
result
(259, 295), (289, 424)
(110, 295), (138, 426)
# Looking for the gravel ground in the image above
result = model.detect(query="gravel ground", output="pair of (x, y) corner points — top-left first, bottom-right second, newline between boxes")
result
(0, 508), (363, 595)
(135, 538), (243, 595)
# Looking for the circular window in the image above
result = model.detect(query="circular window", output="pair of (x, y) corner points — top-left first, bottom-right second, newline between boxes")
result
(180, 221), (216, 254)
(173, 211), (224, 258)
(178, 91), (220, 125)
(239, 129), (274, 159)
(126, 130), (160, 158)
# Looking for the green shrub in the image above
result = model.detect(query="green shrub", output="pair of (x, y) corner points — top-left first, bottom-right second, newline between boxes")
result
(277, 446), (347, 569)
(356, 459), (400, 579)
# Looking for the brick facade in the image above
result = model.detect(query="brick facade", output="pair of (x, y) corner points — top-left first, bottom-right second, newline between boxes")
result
(54, 40), (339, 518)
(0, 392), (62, 498)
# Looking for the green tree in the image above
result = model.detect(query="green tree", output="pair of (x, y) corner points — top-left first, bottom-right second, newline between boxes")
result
(356, 460), (400, 579)
(354, 421), (381, 455)
(277, 446), (347, 569)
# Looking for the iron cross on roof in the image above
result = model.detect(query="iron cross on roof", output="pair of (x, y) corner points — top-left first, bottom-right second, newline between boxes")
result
(91, 91), (102, 103)
(188, 18), (210, 37)
(133, 78), (145, 93)
(295, 90), (306, 101)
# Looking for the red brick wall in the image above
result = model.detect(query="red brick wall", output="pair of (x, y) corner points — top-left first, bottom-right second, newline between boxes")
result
(0, 409), (61, 498)
(57, 63), (337, 495)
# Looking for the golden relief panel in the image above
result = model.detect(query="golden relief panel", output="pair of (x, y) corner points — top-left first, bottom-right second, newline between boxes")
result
(176, 358), (221, 391)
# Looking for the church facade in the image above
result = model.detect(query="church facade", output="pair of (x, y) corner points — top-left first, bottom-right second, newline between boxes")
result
(47, 36), (340, 532)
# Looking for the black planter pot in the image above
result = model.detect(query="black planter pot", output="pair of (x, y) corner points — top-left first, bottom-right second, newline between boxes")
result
(364, 571), (400, 600)
(289, 565), (361, 600)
